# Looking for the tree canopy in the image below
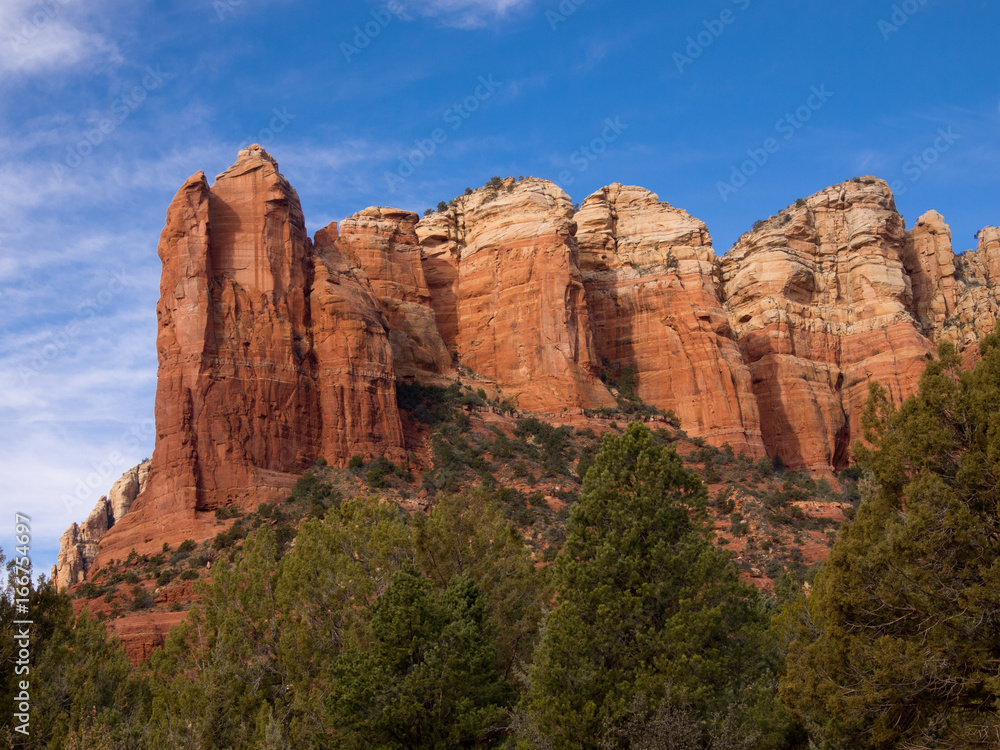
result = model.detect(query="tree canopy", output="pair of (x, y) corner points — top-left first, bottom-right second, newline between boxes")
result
(519, 422), (790, 748)
(781, 337), (1000, 749)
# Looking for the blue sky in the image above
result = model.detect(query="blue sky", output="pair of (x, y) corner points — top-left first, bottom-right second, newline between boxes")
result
(1, 0), (997, 577)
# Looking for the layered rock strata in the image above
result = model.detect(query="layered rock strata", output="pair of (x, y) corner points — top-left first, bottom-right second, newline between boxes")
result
(337, 207), (454, 379)
(721, 178), (936, 472)
(92, 146), (405, 564)
(52, 462), (149, 589)
(576, 184), (765, 456)
(74, 155), (1000, 578)
(418, 180), (616, 412)
(903, 216), (1000, 364)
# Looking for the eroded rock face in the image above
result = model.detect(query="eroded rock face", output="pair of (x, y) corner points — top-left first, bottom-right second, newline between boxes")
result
(905, 221), (1000, 364)
(53, 462), (149, 590)
(338, 207), (453, 379)
(576, 184), (765, 456)
(721, 178), (936, 472)
(311, 224), (406, 463)
(417, 180), (615, 412)
(903, 210), (958, 335)
(92, 147), (405, 565)
(81, 153), (999, 578)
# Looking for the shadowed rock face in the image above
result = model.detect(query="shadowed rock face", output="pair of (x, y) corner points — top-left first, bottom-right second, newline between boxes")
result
(337, 207), (454, 380)
(77, 155), (1000, 576)
(576, 183), (765, 457)
(310, 223), (406, 464)
(721, 178), (936, 472)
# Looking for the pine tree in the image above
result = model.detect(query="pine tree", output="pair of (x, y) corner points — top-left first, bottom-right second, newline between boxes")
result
(519, 422), (786, 749)
(414, 490), (549, 679)
(0, 564), (145, 750)
(326, 566), (514, 748)
(148, 525), (285, 749)
(781, 337), (1000, 748)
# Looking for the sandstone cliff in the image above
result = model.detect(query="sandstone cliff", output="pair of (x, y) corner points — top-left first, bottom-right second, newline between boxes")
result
(52, 462), (149, 589)
(903, 215), (1000, 364)
(417, 179), (615, 412)
(576, 183), (765, 456)
(92, 146), (406, 565)
(72, 154), (1000, 576)
(338, 207), (454, 380)
(721, 177), (936, 472)
(311, 223), (406, 462)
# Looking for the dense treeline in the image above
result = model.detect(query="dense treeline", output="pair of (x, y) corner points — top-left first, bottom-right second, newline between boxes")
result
(4, 336), (1000, 748)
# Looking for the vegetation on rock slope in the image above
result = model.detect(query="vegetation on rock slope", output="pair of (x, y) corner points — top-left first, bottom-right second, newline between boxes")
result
(10, 339), (997, 747)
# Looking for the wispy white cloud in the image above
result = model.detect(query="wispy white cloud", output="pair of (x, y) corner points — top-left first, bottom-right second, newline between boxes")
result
(0, 0), (119, 74)
(392, 0), (533, 29)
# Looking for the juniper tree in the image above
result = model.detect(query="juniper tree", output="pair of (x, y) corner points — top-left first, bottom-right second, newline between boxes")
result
(519, 422), (790, 749)
(781, 337), (1000, 748)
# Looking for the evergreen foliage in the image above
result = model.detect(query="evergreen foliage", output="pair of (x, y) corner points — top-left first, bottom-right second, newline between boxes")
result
(519, 422), (792, 748)
(781, 337), (1000, 749)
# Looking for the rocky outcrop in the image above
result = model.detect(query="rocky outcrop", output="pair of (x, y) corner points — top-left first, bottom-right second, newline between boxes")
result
(91, 146), (406, 565)
(52, 462), (149, 590)
(338, 207), (453, 379)
(721, 178), (936, 472)
(418, 180), (616, 413)
(902, 210), (958, 336)
(576, 184), (765, 456)
(903, 220), (1000, 364)
(311, 224), (406, 463)
(949, 228), (1000, 360)
(76, 153), (1000, 576)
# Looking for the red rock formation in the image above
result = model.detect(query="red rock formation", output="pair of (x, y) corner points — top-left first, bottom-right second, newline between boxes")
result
(416, 210), (462, 353)
(576, 184), (765, 456)
(93, 146), (405, 565)
(950, 227), (1000, 361)
(903, 210), (958, 335)
(417, 179), (615, 413)
(338, 207), (453, 379)
(721, 178), (935, 472)
(52, 462), (149, 590)
(311, 224), (406, 463)
(108, 611), (187, 664)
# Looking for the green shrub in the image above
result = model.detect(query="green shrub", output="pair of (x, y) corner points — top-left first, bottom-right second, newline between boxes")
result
(365, 457), (397, 488)
(128, 585), (153, 611)
(156, 569), (175, 587)
(179, 569), (199, 581)
(75, 582), (103, 600)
